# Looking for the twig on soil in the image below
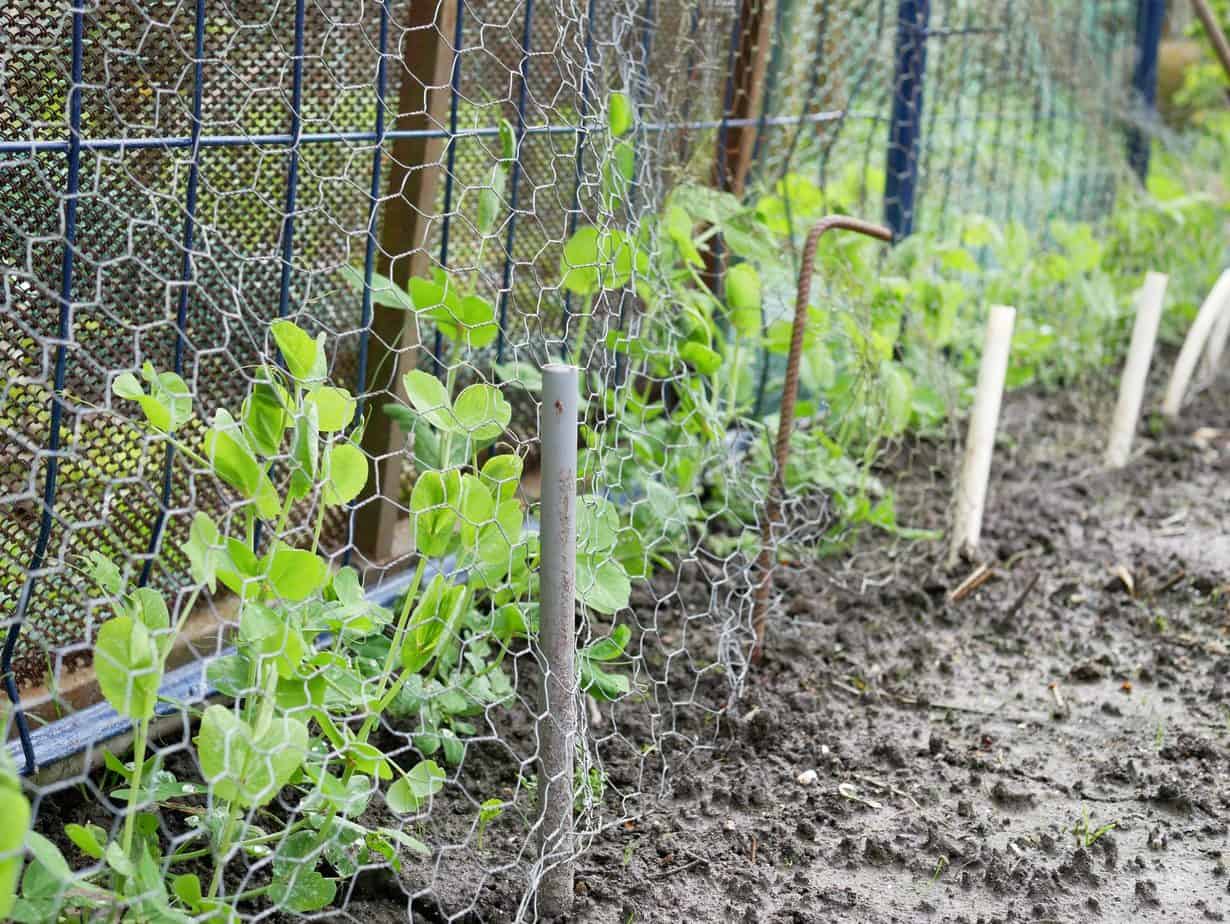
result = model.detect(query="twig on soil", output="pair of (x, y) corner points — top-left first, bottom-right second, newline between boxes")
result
(1161, 634), (1228, 657)
(852, 773), (922, 810)
(649, 855), (707, 880)
(1004, 572), (1040, 620)
(880, 688), (1039, 724)
(1149, 568), (1186, 597)
(1004, 545), (1044, 569)
(837, 782), (883, 810)
(749, 836), (758, 865)
(1110, 564), (1135, 597)
(948, 563), (993, 603)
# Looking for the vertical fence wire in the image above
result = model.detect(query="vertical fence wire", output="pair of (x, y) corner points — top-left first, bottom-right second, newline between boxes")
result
(277, 0), (309, 323)
(140, 0), (209, 590)
(344, 0), (393, 564)
(3, 4), (87, 776)
(561, 0), (598, 364)
(434, 0), (467, 375)
(495, 0), (538, 364)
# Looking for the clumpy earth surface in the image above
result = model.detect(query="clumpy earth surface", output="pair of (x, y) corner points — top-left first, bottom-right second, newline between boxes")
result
(551, 375), (1230, 924)
(341, 370), (1230, 923)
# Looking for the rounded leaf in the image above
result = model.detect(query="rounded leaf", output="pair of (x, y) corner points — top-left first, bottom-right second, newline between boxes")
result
(452, 384), (511, 441)
(323, 442), (368, 506)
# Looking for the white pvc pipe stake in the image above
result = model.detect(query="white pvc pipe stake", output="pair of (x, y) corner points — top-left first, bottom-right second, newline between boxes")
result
(949, 305), (1016, 567)
(1203, 294), (1230, 382)
(1105, 271), (1168, 468)
(1163, 268), (1230, 418)
(536, 363), (577, 918)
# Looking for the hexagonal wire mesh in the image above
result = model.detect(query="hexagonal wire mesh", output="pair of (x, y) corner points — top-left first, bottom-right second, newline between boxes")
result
(0, 0), (1144, 919)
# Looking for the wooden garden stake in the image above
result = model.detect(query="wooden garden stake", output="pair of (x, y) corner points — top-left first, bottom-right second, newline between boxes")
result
(948, 305), (1016, 567)
(1162, 268), (1230, 418)
(1106, 271), (1167, 468)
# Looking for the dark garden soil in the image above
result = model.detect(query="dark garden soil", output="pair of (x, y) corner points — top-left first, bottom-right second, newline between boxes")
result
(544, 374), (1230, 924)
(326, 368), (1230, 923)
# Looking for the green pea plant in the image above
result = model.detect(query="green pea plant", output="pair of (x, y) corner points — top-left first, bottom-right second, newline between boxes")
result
(0, 738), (30, 920)
(559, 154), (928, 568)
(338, 146), (639, 817)
(7, 320), (451, 922)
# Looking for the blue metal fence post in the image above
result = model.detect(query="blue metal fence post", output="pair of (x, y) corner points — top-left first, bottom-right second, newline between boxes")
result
(495, 0), (537, 363)
(1127, 0), (1165, 181)
(3, 4), (88, 776)
(883, 0), (930, 241)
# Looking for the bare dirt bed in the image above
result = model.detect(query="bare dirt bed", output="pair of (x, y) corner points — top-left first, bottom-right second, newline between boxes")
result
(560, 375), (1230, 924)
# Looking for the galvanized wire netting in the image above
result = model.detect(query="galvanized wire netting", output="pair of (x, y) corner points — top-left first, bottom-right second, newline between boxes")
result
(0, 0), (1157, 919)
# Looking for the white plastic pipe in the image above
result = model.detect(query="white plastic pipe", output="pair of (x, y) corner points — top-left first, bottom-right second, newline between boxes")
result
(536, 363), (577, 918)
(949, 305), (1016, 566)
(1106, 271), (1168, 468)
(1202, 296), (1230, 382)
(1162, 268), (1230, 418)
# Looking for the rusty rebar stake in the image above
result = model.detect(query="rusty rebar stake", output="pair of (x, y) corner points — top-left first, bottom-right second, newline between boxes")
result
(750, 215), (892, 663)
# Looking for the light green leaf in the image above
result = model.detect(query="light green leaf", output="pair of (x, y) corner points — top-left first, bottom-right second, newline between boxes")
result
(579, 659), (630, 701)
(270, 319), (326, 384)
(267, 544), (327, 602)
(881, 362), (913, 435)
(577, 495), (619, 555)
(680, 341), (722, 376)
(205, 653), (251, 698)
(401, 370), (455, 432)
(0, 786), (29, 919)
(243, 369), (289, 456)
(583, 623), (630, 662)
(239, 601), (307, 678)
(340, 266), (414, 311)
(607, 91), (633, 137)
(410, 471), (458, 557)
(428, 294), (499, 350)
(725, 262), (762, 320)
(452, 384), (511, 441)
(498, 118), (516, 161)
(83, 551), (122, 597)
(196, 706), (309, 808)
(204, 410), (262, 498)
(479, 453), (522, 502)
(560, 226), (638, 295)
(95, 615), (160, 720)
(22, 831), (74, 895)
(576, 556), (631, 614)
(171, 873), (202, 911)
(322, 442), (368, 506)
(269, 869), (335, 914)
(306, 386), (356, 433)
(63, 824), (104, 861)
(386, 761), (446, 814)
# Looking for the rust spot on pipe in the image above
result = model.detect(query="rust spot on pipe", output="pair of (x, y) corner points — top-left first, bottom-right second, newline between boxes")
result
(751, 215), (892, 664)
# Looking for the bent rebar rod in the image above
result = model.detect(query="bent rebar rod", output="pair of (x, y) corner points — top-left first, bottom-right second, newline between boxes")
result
(751, 215), (892, 663)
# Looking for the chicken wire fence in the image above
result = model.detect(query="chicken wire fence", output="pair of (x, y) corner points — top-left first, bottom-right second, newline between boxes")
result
(0, 0), (1153, 920)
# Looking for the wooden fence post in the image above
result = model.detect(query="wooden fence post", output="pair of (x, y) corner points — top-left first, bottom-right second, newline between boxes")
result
(355, 0), (459, 567)
(716, 0), (776, 199)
